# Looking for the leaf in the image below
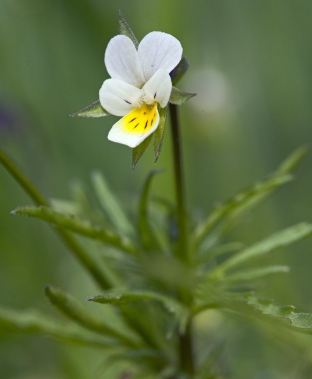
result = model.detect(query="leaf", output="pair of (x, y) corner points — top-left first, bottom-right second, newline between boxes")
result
(241, 294), (312, 334)
(45, 285), (139, 347)
(214, 223), (312, 274)
(70, 100), (110, 118)
(91, 171), (135, 237)
(170, 57), (189, 85)
(132, 134), (153, 171)
(138, 169), (163, 250)
(192, 174), (293, 249)
(119, 10), (139, 49)
(169, 87), (196, 105)
(0, 306), (112, 349)
(276, 146), (309, 175)
(12, 205), (137, 255)
(223, 265), (290, 283)
(88, 290), (188, 333)
(154, 106), (168, 163)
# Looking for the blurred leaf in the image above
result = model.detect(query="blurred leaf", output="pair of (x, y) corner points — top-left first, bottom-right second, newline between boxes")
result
(213, 223), (312, 274)
(91, 171), (135, 237)
(119, 10), (139, 49)
(45, 285), (140, 347)
(276, 145), (309, 175)
(154, 106), (168, 163)
(169, 87), (196, 105)
(170, 57), (189, 85)
(70, 100), (110, 118)
(132, 134), (153, 171)
(50, 198), (78, 216)
(192, 174), (293, 249)
(138, 169), (163, 250)
(223, 265), (290, 283)
(12, 205), (137, 255)
(198, 242), (244, 263)
(0, 306), (112, 349)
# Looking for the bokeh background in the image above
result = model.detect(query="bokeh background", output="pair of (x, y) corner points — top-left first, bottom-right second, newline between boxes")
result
(1, 1), (312, 378)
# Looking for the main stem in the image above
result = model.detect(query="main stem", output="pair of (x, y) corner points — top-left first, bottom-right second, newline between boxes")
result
(169, 103), (195, 376)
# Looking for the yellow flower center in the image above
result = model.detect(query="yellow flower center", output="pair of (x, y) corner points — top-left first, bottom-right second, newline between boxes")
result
(123, 103), (158, 134)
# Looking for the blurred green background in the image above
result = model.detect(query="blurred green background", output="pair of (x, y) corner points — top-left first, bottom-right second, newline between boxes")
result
(1, 0), (312, 378)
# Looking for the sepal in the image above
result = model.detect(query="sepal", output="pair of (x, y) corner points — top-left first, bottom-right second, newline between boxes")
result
(70, 100), (110, 118)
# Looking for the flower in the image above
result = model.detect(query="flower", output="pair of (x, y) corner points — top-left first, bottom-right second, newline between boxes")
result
(99, 32), (182, 148)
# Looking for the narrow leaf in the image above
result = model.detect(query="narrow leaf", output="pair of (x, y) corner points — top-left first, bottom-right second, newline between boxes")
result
(138, 169), (163, 250)
(215, 223), (312, 273)
(277, 146), (309, 175)
(70, 100), (110, 118)
(0, 306), (111, 348)
(91, 171), (135, 237)
(154, 106), (168, 163)
(119, 11), (139, 49)
(169, 87), (196, 105)
(12, 205), (137, 255)
(192, 174), (293, 249)
(224, 265), (290, 283)
(45, 285), (139, 347)
(132, 134), (153, 171)
(170, 57), (189, 85)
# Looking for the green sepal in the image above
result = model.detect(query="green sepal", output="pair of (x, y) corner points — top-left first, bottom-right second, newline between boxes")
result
(70, 100), (110, 118)
(119, 11), (139, 49)
(169, 87), (196, 105)
(132, 134), (153, 171)
(170, 56), (189, 85)
(154, 106), (168, 163)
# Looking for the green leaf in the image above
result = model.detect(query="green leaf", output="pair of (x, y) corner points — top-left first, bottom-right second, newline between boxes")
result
(154, 106), (168, 163)
(138, 169), (163, 250)
(223, 265), (290, 283)
(169, 87), (196, 105)
(170, 57), (189, 85)
(70, 100), (110, 118)
(0, 306), (112, 349)
(132, 134), (153, 171)
(242, 294), (312, 334)
(45, 285), (139, 347)
(119, 11), (139, 49)
(0, 147), (111, 290)
(192, 174), (293, 249)
(91, 171), (135, 237)
(276, 146), (309, 175)
(12, 205), (137, 255)
(214, 223), (312, 274)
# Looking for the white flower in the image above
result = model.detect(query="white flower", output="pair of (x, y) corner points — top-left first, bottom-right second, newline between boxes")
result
(99, 32), (183, 148)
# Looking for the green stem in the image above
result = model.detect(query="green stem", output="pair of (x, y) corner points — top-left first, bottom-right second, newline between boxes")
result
(0, 147), (111, 290)
(168, 105), (195, 376)
(169, 103), (189, 263)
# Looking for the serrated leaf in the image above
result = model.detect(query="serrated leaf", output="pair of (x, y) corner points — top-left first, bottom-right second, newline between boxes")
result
(138, 169), (163, 250)
(243, 294), (312, 334)
(70, 100), (110, 118)
(12, 205), (137, 255)
(132, 134), (153, 171)
(119, 11), (139, 49)
(170, 57), (189, 85)
(154, 106), (168, 163)
(223, 265), (290, 283)
(169, 87), (196, 105)
(45, 285), (139, 347)
(214, 223), (312, 274)
(0, 306), (112, 349)
(91, 171), (135, 237)
(192, 174), (293, 250)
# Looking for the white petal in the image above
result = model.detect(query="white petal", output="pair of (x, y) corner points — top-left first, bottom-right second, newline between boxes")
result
(138, 31), (183, 81)
(104, 35), (145, 87)
(143, 68), (172, 108)
(99, 79), (143, 117)
(108, 103), (160, 148)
